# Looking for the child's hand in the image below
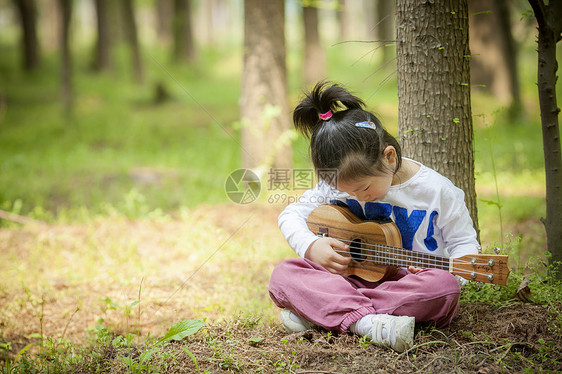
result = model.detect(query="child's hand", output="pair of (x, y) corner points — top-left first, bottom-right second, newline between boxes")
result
(305, 237), (351, 275)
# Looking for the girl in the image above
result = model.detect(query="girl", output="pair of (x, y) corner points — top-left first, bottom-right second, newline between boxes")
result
(268, 81), (479, 353)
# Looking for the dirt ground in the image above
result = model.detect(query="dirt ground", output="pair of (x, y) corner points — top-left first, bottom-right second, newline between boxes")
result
(1, 204), (561, 373)
(71, 301), (561, 373)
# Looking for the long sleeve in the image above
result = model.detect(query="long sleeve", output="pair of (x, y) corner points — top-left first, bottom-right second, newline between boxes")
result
(278, 182), (345, 258)
(433, 181), (480, 259)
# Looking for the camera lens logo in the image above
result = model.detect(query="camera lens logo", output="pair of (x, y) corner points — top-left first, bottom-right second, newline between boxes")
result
(225, 169), (261, 204)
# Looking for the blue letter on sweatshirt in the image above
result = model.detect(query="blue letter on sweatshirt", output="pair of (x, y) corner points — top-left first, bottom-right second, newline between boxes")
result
(424, 211), (439, 251)
(393, 206), (426, 250)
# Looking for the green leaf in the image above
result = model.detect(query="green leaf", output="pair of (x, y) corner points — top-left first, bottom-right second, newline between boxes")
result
(112, 336), (124, 348)
(139, 347), (160, 364)
(248, 337), (264, 347)
(182, 347), (200, 372)
(481, 199), (503, 208)
(156, 320), (205, 345)
(121, 356), (133, 366)
(15, 343), (33, 358)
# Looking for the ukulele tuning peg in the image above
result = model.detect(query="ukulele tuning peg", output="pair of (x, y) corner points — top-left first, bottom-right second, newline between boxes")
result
(494, 247), (501, 255)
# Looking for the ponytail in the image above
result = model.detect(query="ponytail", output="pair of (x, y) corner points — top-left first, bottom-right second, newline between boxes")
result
(292, 81), (402, 184)
(293, 81), (365, 138)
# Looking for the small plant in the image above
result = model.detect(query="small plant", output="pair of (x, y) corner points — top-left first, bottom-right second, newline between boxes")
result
(121, 346), (161, 374)
(207, 337), (241, 370)
(272, 350), (300, 373)
(156, 320), (206, 345)
(357, 335), (371, 349)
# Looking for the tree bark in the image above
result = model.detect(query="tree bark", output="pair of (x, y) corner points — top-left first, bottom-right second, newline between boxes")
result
(14, 0), (40, 70)
(92, 0), (111, 71)
(528, 0), (562, 278)
(121, 0), (143, 83)
(303, 4), (326, 85)
(241, 0), (292, 174)
(396, 0), (479, 237)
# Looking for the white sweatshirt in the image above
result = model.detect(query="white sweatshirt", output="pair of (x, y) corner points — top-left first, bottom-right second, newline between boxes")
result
(278, 160), (480, 261)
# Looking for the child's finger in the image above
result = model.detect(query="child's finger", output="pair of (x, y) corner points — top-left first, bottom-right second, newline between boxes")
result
(408, 266), (423, 273)
(329, 238), (349, 250)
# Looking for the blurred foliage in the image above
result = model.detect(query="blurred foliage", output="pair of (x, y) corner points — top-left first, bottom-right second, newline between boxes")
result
(0, 3), (560, 257)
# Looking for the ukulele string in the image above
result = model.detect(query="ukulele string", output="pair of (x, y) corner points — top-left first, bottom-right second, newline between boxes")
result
(329, 237), (492, 267)
(329, 237), (451, 267)
(331, 247), (493, 278)
(327, 237), (497, 279)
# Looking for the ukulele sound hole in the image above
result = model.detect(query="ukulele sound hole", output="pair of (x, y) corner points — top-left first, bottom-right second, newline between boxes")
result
(349, 239), (366, 262)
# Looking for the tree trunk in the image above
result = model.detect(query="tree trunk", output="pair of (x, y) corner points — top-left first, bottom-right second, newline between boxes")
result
(495, 0), (521, 117)
(528, 0), (562, 278)
(92, 0), (111, 71)
(303, 4), (326, 85)
(173, 0), (196, 62)
(38, 0), (58, 52)
(337, 0), (349, 41)
(107, 1), (123, 42)
(14, 0), (40, 70)
(396, 0), (479, 237)
(241, 0), (292, 175)
(121, 0), (143, 83)
(375, 0), (394, 63)
(156, 0), (173, 45)
(469, 0), (521, 115)
(59, 0), (72, 118)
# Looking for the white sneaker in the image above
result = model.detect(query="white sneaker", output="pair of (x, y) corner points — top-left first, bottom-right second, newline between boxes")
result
(280, 309), (314, 333)
(370, 314), (415, 353)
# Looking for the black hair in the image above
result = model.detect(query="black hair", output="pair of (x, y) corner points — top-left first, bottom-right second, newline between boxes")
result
(293, 81), (402, 185)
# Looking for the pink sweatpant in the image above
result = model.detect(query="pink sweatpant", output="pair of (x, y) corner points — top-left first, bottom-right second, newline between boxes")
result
(269, 258), (460, 333)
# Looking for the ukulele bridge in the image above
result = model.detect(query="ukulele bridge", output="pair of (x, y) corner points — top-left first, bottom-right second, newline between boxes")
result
(317, 226), (329, 237)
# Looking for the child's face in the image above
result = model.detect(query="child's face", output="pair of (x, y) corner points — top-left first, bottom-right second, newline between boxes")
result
(337, 172), (394, 202)
(336, 145), (397, 202)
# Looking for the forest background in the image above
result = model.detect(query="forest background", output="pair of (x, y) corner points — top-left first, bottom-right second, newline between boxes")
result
(0, 0), (561, 373)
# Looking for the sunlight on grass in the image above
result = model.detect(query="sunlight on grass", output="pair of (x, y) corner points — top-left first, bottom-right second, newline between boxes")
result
(0, 204), (289, 344)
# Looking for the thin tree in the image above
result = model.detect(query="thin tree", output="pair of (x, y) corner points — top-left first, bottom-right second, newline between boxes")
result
(303, 2), (326, 85)
(92, 0), (111, 71)
(374, 0), (394, 63)
(469, 0), (521, 117)
(336, 0), (349, 41)
(173, 0), (196, 62)
(156, 0), (173, 45)
(14, 0), (40, 70)
(121, 0), (143, 83)
(528, 0), (562, 278)
(59, 0), (73, 118)
(396, 0), (479, 236)
(241, 0), (292, 174)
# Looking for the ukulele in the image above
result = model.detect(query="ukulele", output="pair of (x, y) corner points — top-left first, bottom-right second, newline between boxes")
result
(306, 204), (510, 285)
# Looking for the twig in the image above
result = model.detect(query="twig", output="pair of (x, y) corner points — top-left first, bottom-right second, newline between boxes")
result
(0, 209), (45, 226)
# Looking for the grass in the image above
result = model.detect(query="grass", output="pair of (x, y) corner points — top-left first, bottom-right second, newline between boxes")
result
(0, 44), (244, 218)
(1, 13), (562, 373)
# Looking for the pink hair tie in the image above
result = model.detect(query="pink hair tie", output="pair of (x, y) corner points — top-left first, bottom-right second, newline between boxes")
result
(319, 110), (333, 121)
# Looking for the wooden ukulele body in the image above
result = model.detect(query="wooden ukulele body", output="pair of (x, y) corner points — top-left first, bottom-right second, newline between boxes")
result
(306, 204), (510, 285)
